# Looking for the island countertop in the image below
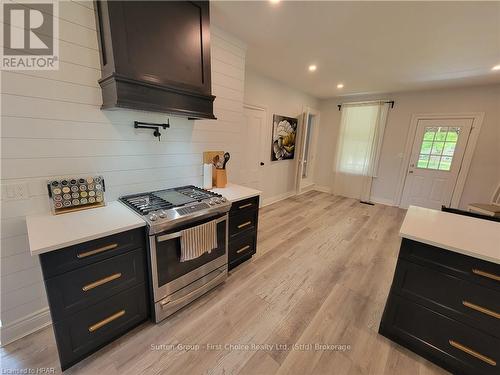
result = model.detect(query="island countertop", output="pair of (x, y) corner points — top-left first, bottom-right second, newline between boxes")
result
(26, 201), (146, 256)
(400, 205), (500, 264)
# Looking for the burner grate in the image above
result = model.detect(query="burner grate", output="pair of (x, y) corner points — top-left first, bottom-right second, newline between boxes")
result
(120, 193), (173, 215)
(175, 185), (221, 200)
(120, 185), (222, 217)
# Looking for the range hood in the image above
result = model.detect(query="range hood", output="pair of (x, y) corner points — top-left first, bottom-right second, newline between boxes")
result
(95, 1), (216, 120)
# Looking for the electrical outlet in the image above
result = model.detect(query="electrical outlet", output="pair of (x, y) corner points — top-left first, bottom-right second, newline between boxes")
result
(1, 183), (30, 201)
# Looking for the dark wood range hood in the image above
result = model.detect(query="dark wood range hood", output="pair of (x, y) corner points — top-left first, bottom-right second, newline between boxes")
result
(94, 1), (216, 120)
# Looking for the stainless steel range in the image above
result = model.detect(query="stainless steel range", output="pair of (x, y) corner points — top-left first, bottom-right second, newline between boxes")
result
(120, 186), (231, 322)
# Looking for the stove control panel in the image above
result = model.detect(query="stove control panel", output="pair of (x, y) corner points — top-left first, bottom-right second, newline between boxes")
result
(148, 198), (228, 222)
(176, 202), (211, 216)
(208, 196), (227, 206)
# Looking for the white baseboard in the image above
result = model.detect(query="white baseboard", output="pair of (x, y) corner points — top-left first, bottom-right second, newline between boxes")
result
(261, 190), (297, 207)
(312, 185), (332, 194)
(370, 196), (397, 207)
(1, 307), (51, 347)
(297, 184), (315, 195)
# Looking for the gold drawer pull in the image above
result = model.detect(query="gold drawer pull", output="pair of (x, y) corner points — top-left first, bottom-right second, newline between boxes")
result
(472, 269), (500, 282)
(82, 273), (122, 292)
(88, 310), (125, 333)
(77, 243), (118, 258)
(238, 203), (253, 209)
(236, 245), (250, 254)
(463, 301), (500, 320)
(237, 221), (252, 229)
(449, 340), (496, 366)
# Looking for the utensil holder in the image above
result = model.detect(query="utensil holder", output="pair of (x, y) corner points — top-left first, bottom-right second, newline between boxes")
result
(214, 169), (227, 188)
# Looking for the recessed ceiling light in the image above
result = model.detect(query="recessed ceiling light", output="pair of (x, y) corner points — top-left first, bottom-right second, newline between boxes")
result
(492, 65), (500, 71)
(337, 83), (344, 89)
(270, 0), (281, 4)
(308, 65), (317, 72)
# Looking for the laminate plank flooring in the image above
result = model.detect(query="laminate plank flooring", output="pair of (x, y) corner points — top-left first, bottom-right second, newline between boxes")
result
(1, 191), (449, 375)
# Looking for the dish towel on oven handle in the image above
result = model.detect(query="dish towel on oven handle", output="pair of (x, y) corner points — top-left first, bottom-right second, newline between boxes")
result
(180, 220), (218, 262)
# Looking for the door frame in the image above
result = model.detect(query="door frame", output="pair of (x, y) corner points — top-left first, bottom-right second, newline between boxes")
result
(295, 106), (320, 194)
(395, 112), (484, 208)
(243, 103), (267, 190)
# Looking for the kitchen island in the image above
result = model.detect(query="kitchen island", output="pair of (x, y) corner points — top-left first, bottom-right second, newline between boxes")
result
(379, 206), (500, 375)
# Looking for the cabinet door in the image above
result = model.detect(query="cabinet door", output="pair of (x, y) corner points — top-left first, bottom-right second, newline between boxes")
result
(108, 1), (211, 94)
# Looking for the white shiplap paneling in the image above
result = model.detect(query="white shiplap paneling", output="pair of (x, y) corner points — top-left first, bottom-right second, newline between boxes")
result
(0, 1), (246, 345)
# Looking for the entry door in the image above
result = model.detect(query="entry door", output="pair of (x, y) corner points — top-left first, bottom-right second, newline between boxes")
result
(400, 118), (473, 209)
(243, 106), (265, 190)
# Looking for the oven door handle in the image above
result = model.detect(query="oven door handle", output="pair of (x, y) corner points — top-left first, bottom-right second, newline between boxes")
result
(159, 268), (226, 309)
(156, 216), (227, 243)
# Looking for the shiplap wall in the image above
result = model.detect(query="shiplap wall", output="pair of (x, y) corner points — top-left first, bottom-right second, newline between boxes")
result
(0, 0), (246, 344)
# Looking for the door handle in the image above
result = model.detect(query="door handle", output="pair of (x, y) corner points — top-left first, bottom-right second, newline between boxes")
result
(77, 243), (118, 258)
(157, 216), (227, 242)
(88, 310), (125, 332)
(237, 221), (252, 229)
(260, 162), (265, 166)
(408, 170), (414, 174)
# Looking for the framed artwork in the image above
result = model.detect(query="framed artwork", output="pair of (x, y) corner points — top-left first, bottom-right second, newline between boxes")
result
(271, 114), (297, 161)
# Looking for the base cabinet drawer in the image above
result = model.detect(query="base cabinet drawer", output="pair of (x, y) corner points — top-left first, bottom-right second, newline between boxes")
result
(400, 239), (500, 292)
(380, 294), (499, 375)
(230, 196), (259, 216)
(229, 233), (256, 267)
(53, 283), (148, 370)
(393, 259), (500, 338)
(45, 248), (146, 320)
(229, 209), (258, 239)
(40, 228), (145, 278)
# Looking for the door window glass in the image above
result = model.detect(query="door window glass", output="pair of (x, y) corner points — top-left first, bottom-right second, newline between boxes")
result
(416, 127), (459, 171)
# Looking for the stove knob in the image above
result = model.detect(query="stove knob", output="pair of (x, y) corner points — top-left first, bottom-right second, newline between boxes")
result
(159, 211), (166, 218)
(149, 214), (158, 221)
(220, 197), (227, 202)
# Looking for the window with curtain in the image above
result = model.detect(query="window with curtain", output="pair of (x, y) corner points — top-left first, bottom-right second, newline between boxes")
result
(333, 102), (390, 202)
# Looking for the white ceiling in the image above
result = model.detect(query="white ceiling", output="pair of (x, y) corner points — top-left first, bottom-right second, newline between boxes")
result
(211, 1), (500, 99)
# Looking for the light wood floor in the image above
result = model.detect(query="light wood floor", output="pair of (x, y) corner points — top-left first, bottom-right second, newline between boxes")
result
(1, 192), (449, 374)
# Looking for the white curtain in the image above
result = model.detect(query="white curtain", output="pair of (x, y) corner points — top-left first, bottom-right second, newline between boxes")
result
(333, 102), (390, 202)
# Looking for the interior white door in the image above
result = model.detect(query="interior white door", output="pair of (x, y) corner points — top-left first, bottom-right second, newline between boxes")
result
(400, 118), (473, 209)
(243, 106), (265, 190)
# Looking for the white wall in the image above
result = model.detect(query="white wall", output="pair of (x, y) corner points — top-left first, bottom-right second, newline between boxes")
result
(0, 2), (246, 345)
(315, 84), (500, 208)
(244, 70), (319, 204)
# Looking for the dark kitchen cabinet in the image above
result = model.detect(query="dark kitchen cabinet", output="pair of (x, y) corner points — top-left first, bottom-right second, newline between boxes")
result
(379, 239), (500, 375)
(39, 228), (149, 371)
(228, 195), (260, 270)
(94, 1), (216, 119)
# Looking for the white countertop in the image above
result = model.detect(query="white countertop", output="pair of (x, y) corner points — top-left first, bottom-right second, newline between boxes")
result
(400, 206), (500, 264)
(210, 183), (262, 203)
(27, 201), (146, 256)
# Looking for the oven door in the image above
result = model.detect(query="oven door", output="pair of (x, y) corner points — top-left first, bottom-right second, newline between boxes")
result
(149, 213), (228, 303)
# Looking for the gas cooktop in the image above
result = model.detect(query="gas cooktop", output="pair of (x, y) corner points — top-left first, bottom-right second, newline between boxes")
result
(119, 186), (231, 234)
